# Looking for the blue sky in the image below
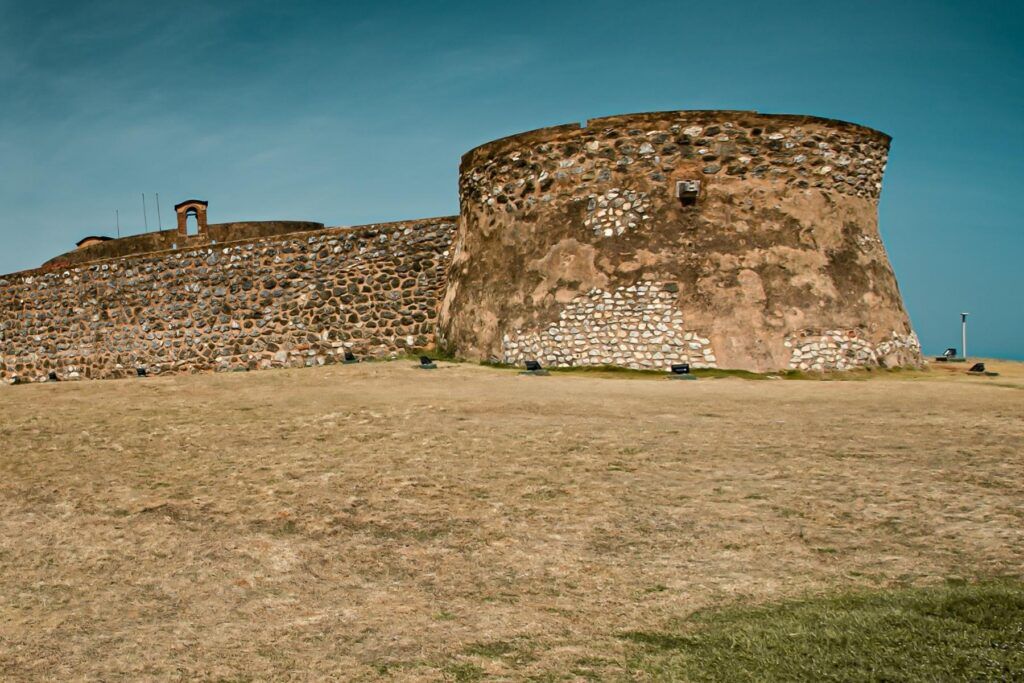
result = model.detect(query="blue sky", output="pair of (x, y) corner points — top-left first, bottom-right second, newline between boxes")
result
(1, 0), (1021, 358)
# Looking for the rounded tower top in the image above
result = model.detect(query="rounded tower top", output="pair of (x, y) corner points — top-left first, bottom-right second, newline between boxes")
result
(461, 110), (890, 170)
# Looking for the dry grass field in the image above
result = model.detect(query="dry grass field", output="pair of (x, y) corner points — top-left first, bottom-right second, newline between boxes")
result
(1, 359), (1022, 680)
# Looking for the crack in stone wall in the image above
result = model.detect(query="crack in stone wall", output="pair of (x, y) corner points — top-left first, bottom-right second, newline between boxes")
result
(502, 281), (716, 370)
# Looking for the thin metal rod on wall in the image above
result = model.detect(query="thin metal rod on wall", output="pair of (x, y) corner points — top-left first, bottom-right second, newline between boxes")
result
(142, 193), (148, 231)
(156, 193), (162, 230)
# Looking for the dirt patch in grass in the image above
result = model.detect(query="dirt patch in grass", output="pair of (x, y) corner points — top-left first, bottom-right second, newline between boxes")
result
(0, 360), (1021, 679)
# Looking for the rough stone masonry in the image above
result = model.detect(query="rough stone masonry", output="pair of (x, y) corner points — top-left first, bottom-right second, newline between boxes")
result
(1, 110), (921, 383)
(1, 220), (453, 380)
(439, 110), (920, 372)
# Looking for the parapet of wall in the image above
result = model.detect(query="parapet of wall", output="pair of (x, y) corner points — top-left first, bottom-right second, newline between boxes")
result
(42, 221), (326, 270)
(439, 110), (920, 372)
(1, 218), (455, 381)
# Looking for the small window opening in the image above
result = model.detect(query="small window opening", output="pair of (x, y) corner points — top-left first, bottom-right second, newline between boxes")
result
(676, 179), (701, 207)
(185, 211), (200, 235)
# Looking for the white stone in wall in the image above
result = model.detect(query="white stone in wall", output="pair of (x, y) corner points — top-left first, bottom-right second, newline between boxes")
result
(583, 188), (652, 238)
(502, 281), (715, 370)
(784, 329), (920, 371)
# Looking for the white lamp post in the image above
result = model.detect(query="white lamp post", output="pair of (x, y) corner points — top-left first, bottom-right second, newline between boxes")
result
(961, 312), (969, 360)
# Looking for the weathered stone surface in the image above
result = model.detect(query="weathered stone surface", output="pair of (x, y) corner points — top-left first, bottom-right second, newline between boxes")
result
(2, 110), (922, 382)
(502, 281), (716, 370)
(438, 110), (920, 372)
(41, 221), (328, 270)
(1, 219), (454, 382)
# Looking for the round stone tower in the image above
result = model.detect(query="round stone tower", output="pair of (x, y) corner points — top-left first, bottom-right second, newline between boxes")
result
(438, 110), (920, 372)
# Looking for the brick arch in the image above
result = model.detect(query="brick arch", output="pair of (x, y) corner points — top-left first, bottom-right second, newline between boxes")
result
(174, 199), (209, 238)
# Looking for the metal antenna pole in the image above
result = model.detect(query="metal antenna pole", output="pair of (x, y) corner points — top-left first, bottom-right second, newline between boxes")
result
(961, 312), (969, 360)
(156, 193), (162, 230)
(142, 193), (148, 231)
(116, 209), (120, 238)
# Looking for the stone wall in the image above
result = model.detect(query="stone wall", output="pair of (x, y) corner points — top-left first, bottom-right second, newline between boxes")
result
(1, 218), (455, 382)
(439, 110), (921, 372)
(502, 281), (717, 370)
(2, 109), (923, 383)
(41, 221), (326, 270)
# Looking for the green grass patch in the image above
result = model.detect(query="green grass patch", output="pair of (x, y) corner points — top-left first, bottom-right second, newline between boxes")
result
(460, 637), (537, 667)
(463, 640), (516, 658)
(780, 366), (927, 381)
(476, 359), (956, 382)
(622, 580), (1024, 681)
(441, 661), (484, 681)
(691, 367), (770, 380)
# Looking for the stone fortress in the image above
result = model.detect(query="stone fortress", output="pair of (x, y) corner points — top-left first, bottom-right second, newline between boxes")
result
(0, 110), (920, 383)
